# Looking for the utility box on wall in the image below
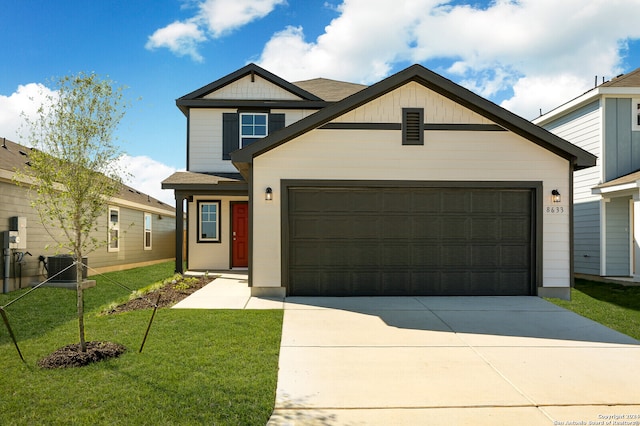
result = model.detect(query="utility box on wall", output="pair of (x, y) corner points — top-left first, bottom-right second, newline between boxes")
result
(9, 216), (27, 249)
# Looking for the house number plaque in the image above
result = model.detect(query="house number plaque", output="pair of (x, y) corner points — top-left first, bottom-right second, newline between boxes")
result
(545, 206), (565, 214)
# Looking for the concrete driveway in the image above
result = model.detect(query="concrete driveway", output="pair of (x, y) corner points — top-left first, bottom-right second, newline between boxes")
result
(268, 296), (640, 425)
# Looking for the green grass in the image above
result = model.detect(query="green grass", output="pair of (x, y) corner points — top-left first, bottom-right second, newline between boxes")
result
(547, 278), (640, 340)
(0, 262), (283, 425)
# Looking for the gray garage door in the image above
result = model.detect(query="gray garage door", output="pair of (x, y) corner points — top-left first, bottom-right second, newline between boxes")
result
(287, 186), (534, 296)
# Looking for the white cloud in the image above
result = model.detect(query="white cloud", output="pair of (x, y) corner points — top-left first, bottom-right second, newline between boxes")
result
(256, 0), (640, 117)
(117, 155), (177, 205)
(146, 0), (285, 61)
(0, 84), (177, 206)
(145, 21), (206, 62)
(0, 83), (56, 143)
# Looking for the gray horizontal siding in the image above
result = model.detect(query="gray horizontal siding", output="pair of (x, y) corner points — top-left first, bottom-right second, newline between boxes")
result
(573, 201), (600, 275)
(0, 180), (175, 291)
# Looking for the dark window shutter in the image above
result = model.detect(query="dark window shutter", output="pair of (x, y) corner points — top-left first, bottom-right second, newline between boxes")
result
(222, 113), (239, 160)
(269, 113), (285, 134)
(402, 108), (424, 145)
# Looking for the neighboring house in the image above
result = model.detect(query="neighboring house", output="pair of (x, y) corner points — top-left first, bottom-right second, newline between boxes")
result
(163, 63), (595, 299)
(533, 68), (640, 281)
(1, 137), (176, 292)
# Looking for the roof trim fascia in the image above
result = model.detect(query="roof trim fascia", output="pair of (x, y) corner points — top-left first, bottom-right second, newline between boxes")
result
(534, 87), (640, 126)
(231, 64), (596, 170)
(176, 99), (331, 110)
(177, 63), (324, 102)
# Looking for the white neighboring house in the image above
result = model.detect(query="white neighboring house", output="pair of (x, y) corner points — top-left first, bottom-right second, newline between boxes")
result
(534, 68), (640, 281)
(164, 63), (596, 299)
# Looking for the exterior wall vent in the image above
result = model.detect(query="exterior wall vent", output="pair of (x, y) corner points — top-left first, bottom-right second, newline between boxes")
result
(402, 108), (424, 145)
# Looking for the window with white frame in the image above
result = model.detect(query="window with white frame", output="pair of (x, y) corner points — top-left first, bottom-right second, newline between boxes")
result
(108, 206), (119, 252)
(240, 113), (268, 147)
(144, 213), (152, 250)
(198, 201), (220, 243)
(633, 99), (640, 131)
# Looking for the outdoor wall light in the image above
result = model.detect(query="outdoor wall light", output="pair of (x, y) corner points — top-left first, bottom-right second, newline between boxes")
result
(265, 187), (273, 201)
(552, 189), (561, 203)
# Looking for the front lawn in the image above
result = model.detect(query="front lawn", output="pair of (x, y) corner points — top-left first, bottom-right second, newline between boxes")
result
(0, 262), (283, 425)
(548, 278), (640, 340)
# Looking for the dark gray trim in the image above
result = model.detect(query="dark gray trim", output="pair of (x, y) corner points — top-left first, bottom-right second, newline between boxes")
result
(247, 166), (254, 288)
(403, 108), (424, 145)
(231, 64), (596, 171)
(178, 100), (329, 113)
(178, 63), (324, 101)
(320, 122), (401, 130)
(186, 109), (191, 171)
(174, 192), (186, 274)
(569, 159), (575, 290)
(161, 183), (248, 194)
(176, 63), (325, 115)
(318, 123), (507, 131)
(280, 179), (542, 296)
(425, 123), (506, 131)
(196, 200), (222, 243)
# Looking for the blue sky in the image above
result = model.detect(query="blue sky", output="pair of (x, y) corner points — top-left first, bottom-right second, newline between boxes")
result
(2, 0), (640, 203)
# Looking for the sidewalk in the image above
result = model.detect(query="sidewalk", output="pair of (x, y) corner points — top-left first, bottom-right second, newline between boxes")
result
(171, 272), (283, 310)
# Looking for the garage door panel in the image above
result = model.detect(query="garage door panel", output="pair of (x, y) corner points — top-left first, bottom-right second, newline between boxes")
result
(471, 218), (499, 240)
(441, 217), (469, 239)
(288, 186), (534, 296)
(441, 245), (470, 267)
(501, 218), (530, 240)
(471, 245), (500, 267)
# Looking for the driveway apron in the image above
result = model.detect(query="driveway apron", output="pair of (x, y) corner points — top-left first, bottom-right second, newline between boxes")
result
(268, 296), (640, 425)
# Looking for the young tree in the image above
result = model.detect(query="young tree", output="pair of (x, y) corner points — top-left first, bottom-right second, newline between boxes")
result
(18, 72), (129, 352)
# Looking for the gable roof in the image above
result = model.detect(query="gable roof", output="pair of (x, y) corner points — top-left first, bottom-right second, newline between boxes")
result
(293, 78), (367, 102)
(600, 67), (640, 88)
(0, 137), (174, 214)
(176, 63), (329, 115)
(231, 64), (596, 175)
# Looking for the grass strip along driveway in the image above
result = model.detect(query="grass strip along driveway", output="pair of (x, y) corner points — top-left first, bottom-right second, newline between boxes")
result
(0, 262), (283, 425)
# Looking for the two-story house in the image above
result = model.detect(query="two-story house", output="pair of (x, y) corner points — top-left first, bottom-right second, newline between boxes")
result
(533, 68), (640, 281)
(163, 63), (595, 299)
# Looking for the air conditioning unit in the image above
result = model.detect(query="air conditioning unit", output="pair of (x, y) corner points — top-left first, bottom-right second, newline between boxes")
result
(47, 255), (88, 282)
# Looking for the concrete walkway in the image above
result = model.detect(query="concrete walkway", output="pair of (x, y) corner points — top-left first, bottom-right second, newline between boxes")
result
(173, 277), (640, 425)
(269, 296), (640, 425)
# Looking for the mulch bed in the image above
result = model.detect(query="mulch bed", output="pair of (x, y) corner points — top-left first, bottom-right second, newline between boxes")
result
(38, 275), (213, 369)
(106, 275), (211, 314)
(38, 341), (127, 369)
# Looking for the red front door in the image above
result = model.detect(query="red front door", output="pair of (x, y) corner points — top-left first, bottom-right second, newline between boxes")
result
(231, 202), (249, 268)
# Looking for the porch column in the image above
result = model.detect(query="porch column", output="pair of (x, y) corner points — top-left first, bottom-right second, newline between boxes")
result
(633, 193), (640, 281)
(174, 192), (186, 274)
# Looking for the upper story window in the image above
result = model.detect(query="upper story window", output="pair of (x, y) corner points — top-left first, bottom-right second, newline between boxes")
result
(633, 99), (640, 132)
(240, 113), (268, 147)
(222, 112), (285, 160)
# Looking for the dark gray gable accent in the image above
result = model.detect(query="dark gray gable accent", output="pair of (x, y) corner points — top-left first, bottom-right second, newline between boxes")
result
(318, 123), (505, 131)
(402, 108), (424, 145)
(231, 64), (597, 172)
(178, 63), (324, 102)
(222, 113), (239, 161)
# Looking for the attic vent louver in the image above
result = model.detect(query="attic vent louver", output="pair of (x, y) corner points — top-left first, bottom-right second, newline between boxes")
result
(402, 108), (424, 145)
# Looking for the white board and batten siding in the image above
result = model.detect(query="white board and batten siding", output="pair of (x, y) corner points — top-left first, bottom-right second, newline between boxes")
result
(250, 82), (571, 292)
(541, 100), (602, 275)
(203, 74), (302, 101)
